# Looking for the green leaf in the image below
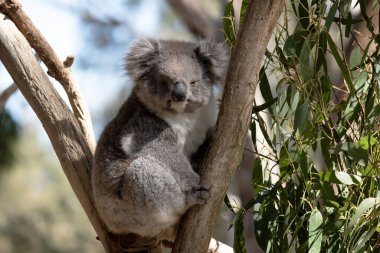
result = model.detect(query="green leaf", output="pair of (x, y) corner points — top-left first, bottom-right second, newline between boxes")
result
(352, 228), (377, 253)
(250, 121), (257, 151)
(330, 142), (369, 166)
(360, 38), (374, 65)
(224, 195), (236, 214)
(233, 210), (247, 253)
(325, 31), (354, 94)
(319, 171), (332, 182)
(294, 101), (309, 134)
(223, 1), (236, 47)
(279, 145), (290, 172)
(320, 75), (332, 106)
(252, 98), (278, 113)
(299, 0), (310, 29)
(348, 198), (378, 229)
(320, 130), (333, 169)
(283, 31), (308, 58)
(344, 11), (352, 38)
(359, 0), (374, 33)
(259, 67), (274, 102)
(276, 45), (293, 71)
(240, 0), (250, 24)
(300, 34), (314, 81)
(334, 171), (355, 186)
(315, 32), (327, 72)
(358, 136), (377, 150)
(252, 158), (264, 193)
(351, 175), (363, 184)
(325, 1), (338, 31)
(290, 91), (300, 113)
(349, 47), (363, 68)
(308, 209), (323, 253)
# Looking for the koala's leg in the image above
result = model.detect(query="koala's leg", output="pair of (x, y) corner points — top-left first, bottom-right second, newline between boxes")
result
(159, 152), (210, 208)
(120, 156), (186, 238)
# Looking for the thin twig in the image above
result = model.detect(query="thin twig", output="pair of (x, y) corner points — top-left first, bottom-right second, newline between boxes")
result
(0, 82), (17, 113)
(0, 0), (95, 152)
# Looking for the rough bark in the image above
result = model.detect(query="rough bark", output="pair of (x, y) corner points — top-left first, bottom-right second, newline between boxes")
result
(0, 0), (96, 152)
(172, 1), (285, 253)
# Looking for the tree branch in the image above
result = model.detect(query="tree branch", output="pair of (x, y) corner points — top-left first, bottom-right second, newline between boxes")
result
(0, 82), (17, 113)
(172, 1), (285, 253)
(168, 0), (218, 39)
(168, 1), (260, 251)
(0, 11), (160, 253)
(0, 0), (96, 153)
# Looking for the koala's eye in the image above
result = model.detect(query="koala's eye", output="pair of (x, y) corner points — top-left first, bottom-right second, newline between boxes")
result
(190, 80), (200, 84)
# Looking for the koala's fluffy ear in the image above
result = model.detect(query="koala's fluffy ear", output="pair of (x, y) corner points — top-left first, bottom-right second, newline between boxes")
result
(125, 39), (160, 81)
(195, 40), (229, 83)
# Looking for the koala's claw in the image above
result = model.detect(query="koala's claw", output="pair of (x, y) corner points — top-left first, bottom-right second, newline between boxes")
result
(190, 185), (210, 205)
(192, 185), (210, 191)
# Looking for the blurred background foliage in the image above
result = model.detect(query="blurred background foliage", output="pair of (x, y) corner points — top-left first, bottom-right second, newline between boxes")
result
(0, 109), (18, 172)
(0, 128), (100, 252)
(0, 0), (379, 252)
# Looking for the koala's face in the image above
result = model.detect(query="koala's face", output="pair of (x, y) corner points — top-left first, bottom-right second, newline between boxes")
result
(125, 39), (229, 113)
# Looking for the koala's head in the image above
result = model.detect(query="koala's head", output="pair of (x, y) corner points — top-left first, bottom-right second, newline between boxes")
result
(125, 39), (229, 114)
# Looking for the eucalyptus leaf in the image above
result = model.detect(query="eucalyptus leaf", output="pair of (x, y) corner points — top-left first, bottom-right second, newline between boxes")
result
(239, 0), (250, 24)
(300, 34), (314, 81)
(299, 0), (310, 29)
(348, 198), (378, 229)
(223, 1), (236, 47)
(325, 1), (338, 30)
(349, 47), (363, 68)
(241, 1), (380, 251)
(334, 171), (355, 186)
(308, 209), (323, 253)
(352, 228), (377, 253)
(259, 67), (274, 102)
(358, 136), (377, 150)
(326, 31), (354, 94)
(233, 210), (247, 253)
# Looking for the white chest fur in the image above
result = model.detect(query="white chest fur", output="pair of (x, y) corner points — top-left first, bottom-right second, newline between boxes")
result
(159, 95), (218, 157)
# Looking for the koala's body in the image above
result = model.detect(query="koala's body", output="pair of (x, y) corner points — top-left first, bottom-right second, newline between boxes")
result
(92, 39), (228, 241)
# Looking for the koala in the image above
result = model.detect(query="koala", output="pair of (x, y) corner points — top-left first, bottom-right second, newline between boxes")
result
(92, 39), (229, 244)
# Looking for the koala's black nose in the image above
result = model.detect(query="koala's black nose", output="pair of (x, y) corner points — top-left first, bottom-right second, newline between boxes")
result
(171, 82), (187, 102)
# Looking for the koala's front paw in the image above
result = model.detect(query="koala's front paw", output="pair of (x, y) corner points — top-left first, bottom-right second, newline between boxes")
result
(187, 185), (210, 206)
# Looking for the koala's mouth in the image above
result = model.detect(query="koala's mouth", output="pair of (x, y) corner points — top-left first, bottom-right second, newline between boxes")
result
(166, 99), (188, 113)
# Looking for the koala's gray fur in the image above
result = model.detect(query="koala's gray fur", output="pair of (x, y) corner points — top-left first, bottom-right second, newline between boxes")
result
(92, 39), (229, 243)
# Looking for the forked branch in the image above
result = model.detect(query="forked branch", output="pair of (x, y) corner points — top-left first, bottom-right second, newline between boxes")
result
(0, 11), (135, 253)
(0, 0), (95, 152)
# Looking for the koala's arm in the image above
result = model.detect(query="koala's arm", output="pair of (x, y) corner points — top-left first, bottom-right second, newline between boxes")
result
(190, 128), (213, 173)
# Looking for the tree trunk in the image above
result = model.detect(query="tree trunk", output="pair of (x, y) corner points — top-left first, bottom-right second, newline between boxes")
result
(172, 1), (285, 252)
